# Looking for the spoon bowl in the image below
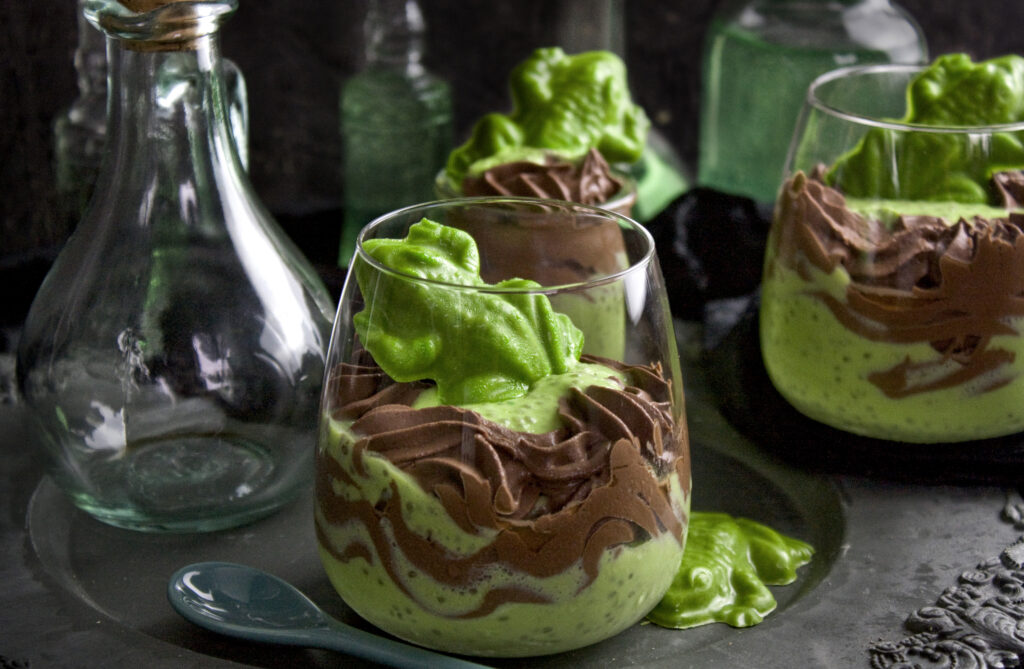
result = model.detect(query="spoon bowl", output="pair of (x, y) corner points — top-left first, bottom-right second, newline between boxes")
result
(168, 561), (489, 669)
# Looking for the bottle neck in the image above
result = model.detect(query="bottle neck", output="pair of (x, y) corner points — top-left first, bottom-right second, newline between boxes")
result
(364, 0), (427, 75)
(104, 31), (242, 189)
(74, 2), (108, 102)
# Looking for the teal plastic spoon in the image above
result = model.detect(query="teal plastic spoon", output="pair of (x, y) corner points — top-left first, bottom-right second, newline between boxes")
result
(168, 561), (490, 669)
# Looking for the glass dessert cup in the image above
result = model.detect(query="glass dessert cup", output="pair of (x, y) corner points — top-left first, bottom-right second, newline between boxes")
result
(759, 63), (1024, 444)
(315, 196), (690, 657)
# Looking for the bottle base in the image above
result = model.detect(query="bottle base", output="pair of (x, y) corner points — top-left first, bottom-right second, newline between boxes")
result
(57, 434), (304, 533)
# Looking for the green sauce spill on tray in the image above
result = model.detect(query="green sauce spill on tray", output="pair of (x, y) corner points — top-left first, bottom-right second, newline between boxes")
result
(648, 512), (814, 629)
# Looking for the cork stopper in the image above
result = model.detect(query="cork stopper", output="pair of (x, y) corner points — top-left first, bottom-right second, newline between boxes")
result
(120, 0), (185, 10)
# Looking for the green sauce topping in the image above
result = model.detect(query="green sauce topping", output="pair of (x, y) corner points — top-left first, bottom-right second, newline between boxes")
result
(353, 219), (584, 405)
(829, 53), (1024, 203)
(445, 47), (650, 185)
(845, 196), (1019, 227)
(647, 512), (814, 629)
(412, 362), (626, 434)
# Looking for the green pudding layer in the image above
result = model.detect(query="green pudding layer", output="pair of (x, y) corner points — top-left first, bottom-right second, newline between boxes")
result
(317, 418), (689, 657)
(845, 197), (1018, 226)
(760, 257), (1024, 442)
(413, 362), (626, 433)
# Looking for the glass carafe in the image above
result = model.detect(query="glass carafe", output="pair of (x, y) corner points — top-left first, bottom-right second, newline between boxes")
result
(54, 0), (250, 227)
(16, 0), (334, 532)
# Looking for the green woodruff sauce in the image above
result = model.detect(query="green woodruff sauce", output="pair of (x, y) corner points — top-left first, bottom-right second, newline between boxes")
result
(444, 47), (650, 185)
(829, 53), (1024, 202)
(647, 512), (814, 629)
(413, 362), (626, 433)
(354, 219), (584, 405)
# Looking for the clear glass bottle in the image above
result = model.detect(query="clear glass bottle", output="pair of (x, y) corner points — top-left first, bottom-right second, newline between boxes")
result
(54, 0), (250, 228)
(17, 0), (334, 532)
(697, 0), (927, 203)
(338, 0), (453, 265)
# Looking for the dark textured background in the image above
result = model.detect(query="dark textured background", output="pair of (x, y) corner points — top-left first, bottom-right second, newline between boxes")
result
(2, 0), (1022, 261)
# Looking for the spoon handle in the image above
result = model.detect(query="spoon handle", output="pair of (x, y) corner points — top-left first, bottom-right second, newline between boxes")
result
(312, 621), (492, 669)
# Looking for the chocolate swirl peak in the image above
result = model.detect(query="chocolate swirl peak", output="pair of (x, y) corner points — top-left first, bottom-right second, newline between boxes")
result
(461, 148), (631, 211)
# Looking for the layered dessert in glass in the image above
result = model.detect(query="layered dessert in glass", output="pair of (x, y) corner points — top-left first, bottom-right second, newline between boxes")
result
(760, 54), (1024, 443)
(315, 197), (689, 656)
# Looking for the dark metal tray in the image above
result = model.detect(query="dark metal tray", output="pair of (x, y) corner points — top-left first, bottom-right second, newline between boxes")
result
(1, 323), (1021, 668)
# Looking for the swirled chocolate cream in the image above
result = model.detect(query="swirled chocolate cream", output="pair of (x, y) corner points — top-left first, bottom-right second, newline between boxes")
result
(761, 169), (1024, 442)
(315, 220), (689, 656)
(760, 54), (1024, 443)
(461, 148), (632, 213)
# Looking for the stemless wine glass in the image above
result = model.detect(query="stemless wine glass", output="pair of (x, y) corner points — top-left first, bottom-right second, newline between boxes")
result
(759, 63), (1024, 443)
(315, 196), (690, 657)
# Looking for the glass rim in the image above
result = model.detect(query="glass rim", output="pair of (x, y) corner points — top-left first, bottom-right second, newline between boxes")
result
(354, 195), (655, 294)
(806, 63), (1024, 134)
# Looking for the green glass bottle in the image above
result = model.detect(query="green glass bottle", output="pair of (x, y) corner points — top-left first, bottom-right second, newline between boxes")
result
(338, 0), (453, 266)
(697, 0), (927, 203)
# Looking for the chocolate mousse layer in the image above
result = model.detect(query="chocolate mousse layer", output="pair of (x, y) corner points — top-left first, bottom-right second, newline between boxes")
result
(443, 151), (634, 287)
(316, 353), (689, 617)
(773, 171), (1024, 397)
(462, 148), (628, 209)
(453, 205), (630, 286)
(995, 170), (1024, 209)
